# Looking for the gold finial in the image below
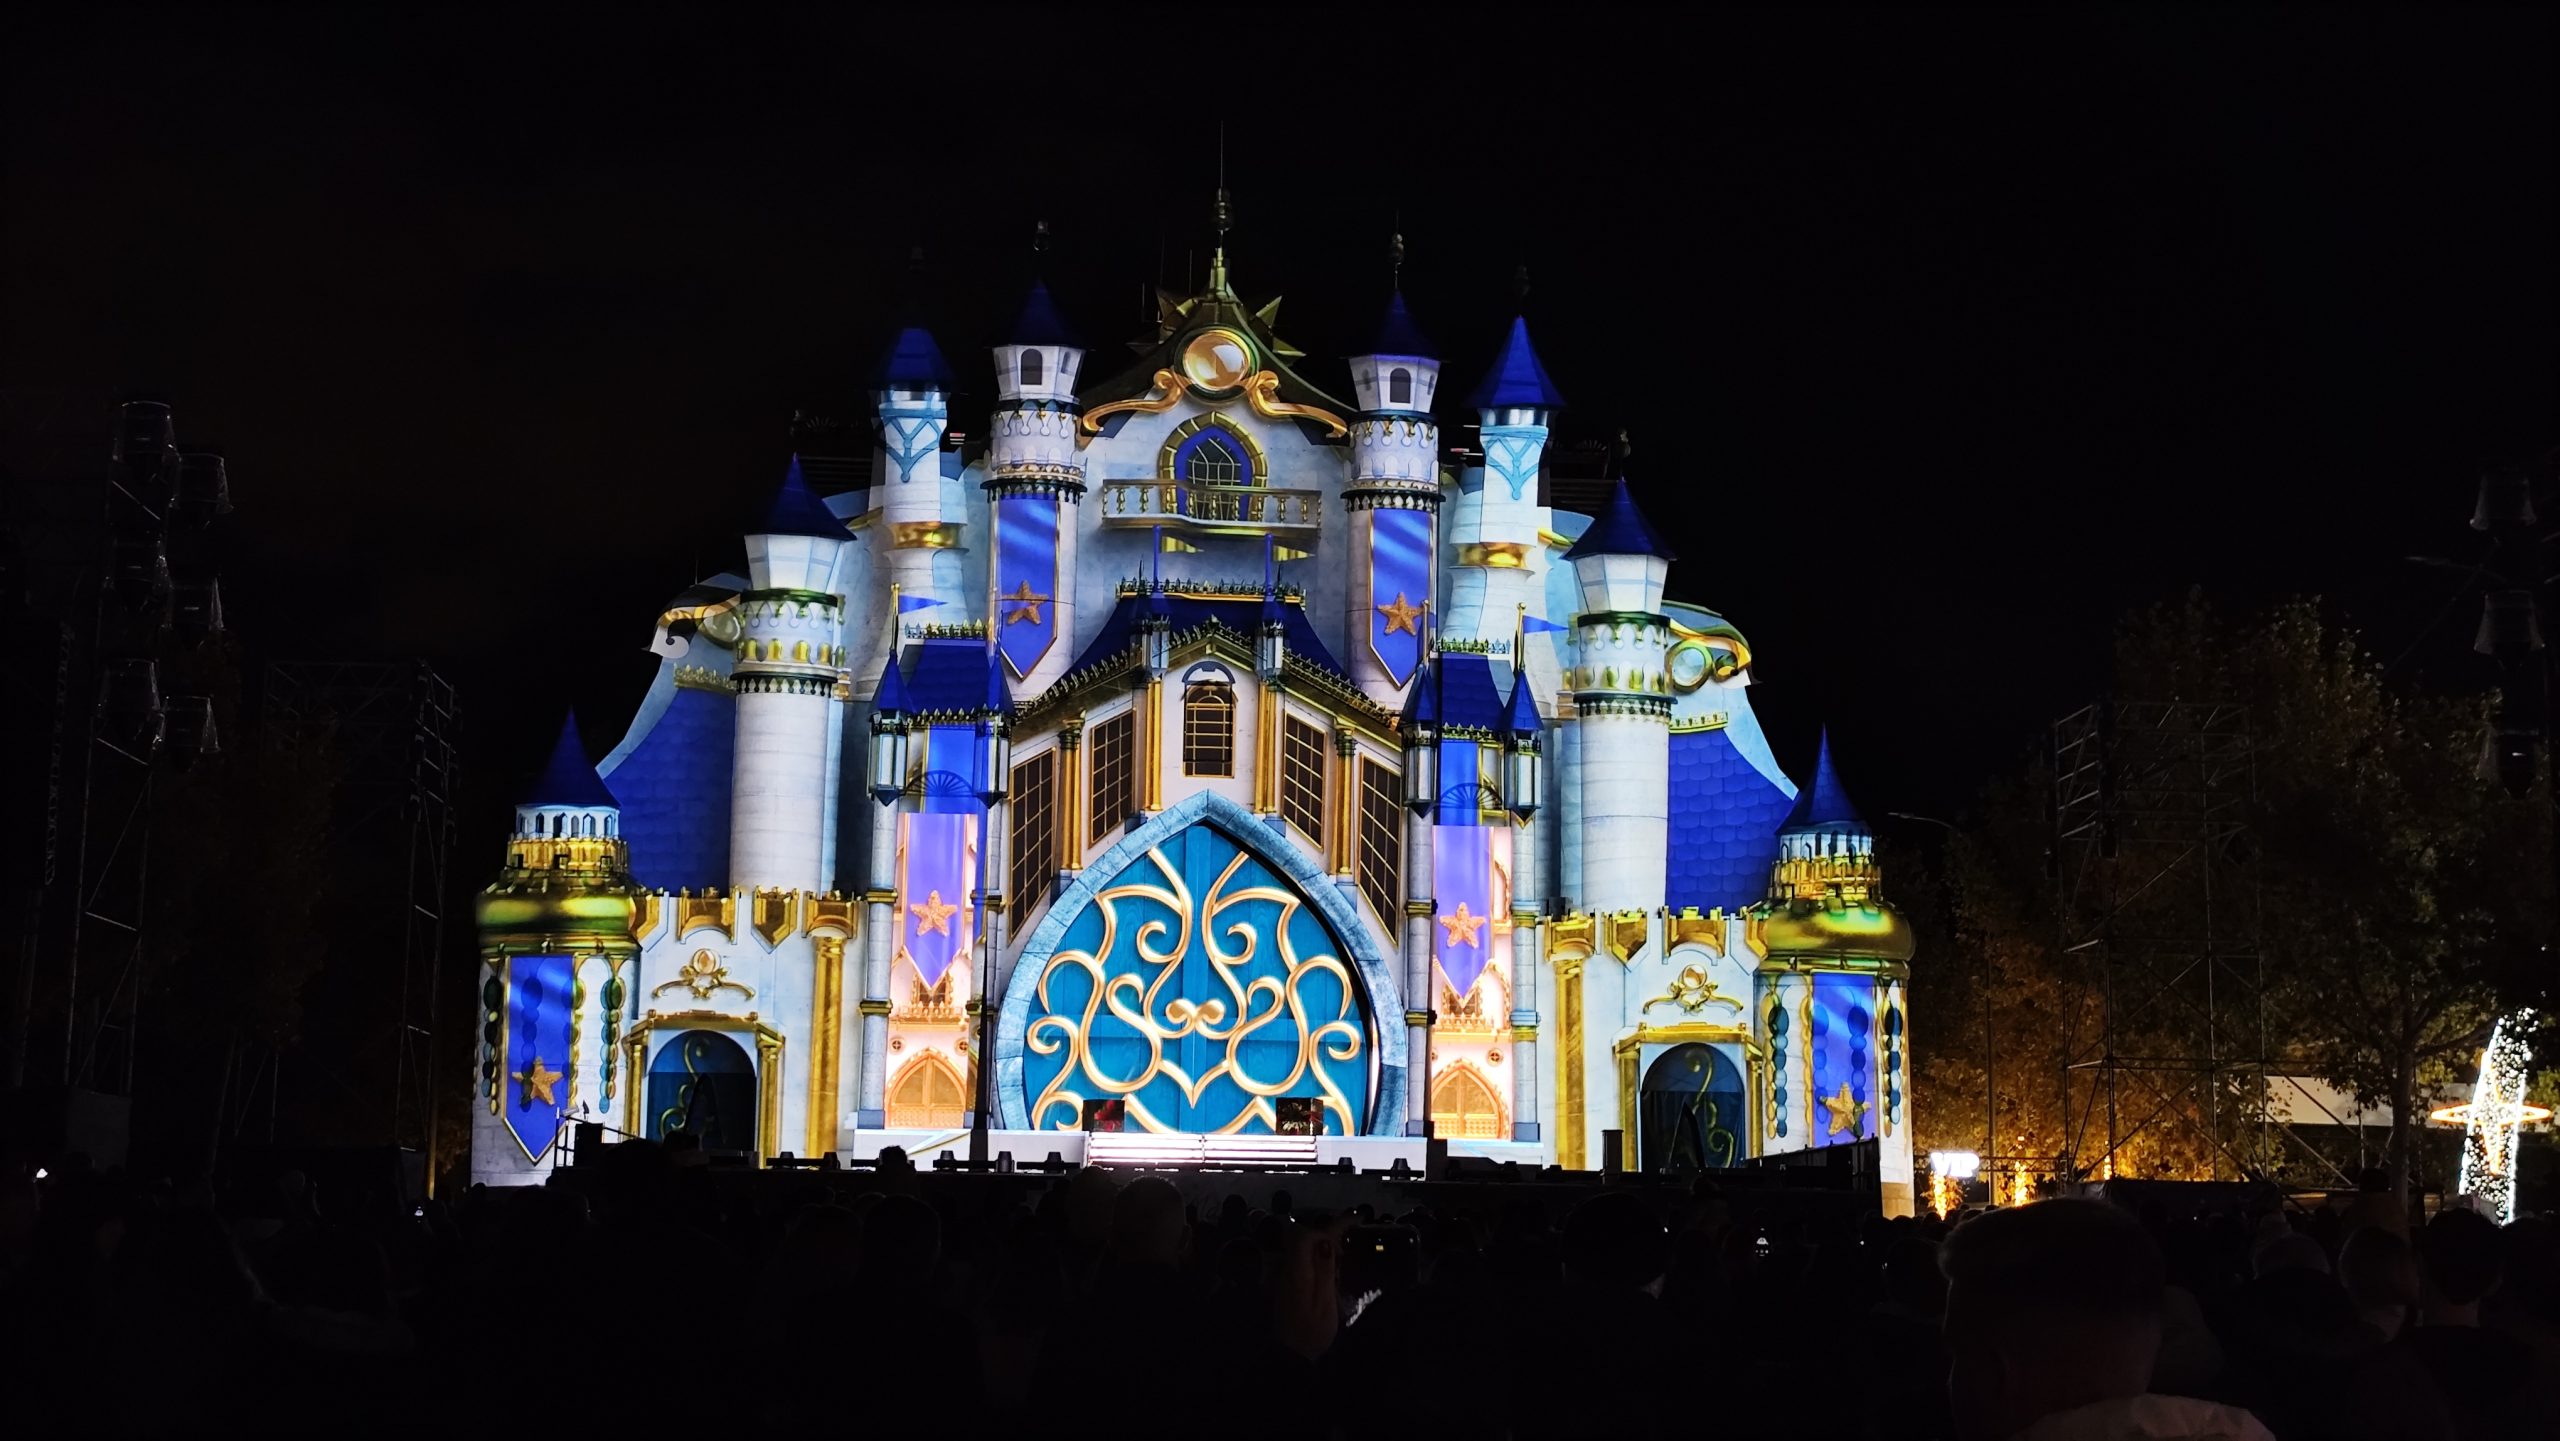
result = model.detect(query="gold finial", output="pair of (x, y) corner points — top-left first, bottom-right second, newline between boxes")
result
(1390, 230), (1406, 284)
(1033, 218), (1050, 255)
(1513, 263), (1531, 305)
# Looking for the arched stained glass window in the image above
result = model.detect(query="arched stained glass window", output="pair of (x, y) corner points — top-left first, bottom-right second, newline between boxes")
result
(1183, 434), (1242, 486)
(1183, 682), (1235, 777)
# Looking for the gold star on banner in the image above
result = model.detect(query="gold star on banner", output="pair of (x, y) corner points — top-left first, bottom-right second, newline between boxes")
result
(1437, 901), (1487, 950)
(512, 1055), (564, 1108)
(1375, 591), (1423, 637)
(1820, 1081), (1869, 1140)
(909, 889), (959, 937)
(1002, 580), (1050, 626)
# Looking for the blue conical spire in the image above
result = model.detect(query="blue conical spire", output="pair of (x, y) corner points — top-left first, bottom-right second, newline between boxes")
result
(1400, 657), (1440, 730)
(873, 643), (912, 717)
(874, 326), (955, 389)
(1362, 288), (1437, 360)
(527, 715), (616, 808)
(1468, 316), (1566, 409)
(1563, 477), (1675, 564)
(1783, 730), (1864, 831)
(1009, 282), (1079, 348)
(1504, 669), (1543, 740)
(982, 650), (1014, 718)
(755, 454), (847, 539)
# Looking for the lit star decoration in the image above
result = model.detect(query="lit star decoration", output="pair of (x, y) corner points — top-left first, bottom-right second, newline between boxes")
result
(910, 889), (959, 937)
(1375, 591), (1423, 637)
(1002, 580), (1050, 626)
(1437, 900), (1487, 950)
(1820, 1080), (1868, 1139)
(513, 1055), (564, 1108)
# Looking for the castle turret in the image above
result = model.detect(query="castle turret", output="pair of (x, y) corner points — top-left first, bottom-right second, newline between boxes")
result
(872, 325), (961, 614)
(473, 715), (640, 1182)
(729, 457), (849, 895)
(989, 283), (1085, 697)
(1448, 315), (1564, 647)
(1566, 471), (1675, 915)
(1346, 285), (1443, 706)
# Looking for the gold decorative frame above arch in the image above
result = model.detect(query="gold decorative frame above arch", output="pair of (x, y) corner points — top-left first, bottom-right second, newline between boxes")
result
(1159, 415), (1269, 488)
(1612, 1022), (1770, 1174)
(621, 1009), (785, 1166)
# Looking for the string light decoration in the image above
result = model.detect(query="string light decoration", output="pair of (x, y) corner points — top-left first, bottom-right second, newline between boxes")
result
(2429, 1010), (2546, 1225)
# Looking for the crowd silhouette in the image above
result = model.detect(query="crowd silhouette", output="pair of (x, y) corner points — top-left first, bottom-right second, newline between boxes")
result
(3, 1143), (2556, 1439)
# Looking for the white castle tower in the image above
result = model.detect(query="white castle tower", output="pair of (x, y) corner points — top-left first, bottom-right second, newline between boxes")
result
(987, 281), (1087, 698)
(729, 460), (850, 896)
(1343, 283), (1443, 708)
(1566, 472), (1674, 917)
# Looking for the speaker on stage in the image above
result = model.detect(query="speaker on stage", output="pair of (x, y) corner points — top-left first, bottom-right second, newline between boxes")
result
(573, 1122), (604, 1161)
(1601, 1129), (1624, 1179)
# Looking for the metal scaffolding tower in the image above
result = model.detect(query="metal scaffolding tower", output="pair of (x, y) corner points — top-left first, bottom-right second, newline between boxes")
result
(264, 662), (458, 1163)
(2052, 700), (2267, 1181)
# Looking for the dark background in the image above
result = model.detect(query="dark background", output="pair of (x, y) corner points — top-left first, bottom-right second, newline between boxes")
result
(7, 5), (2552, 827)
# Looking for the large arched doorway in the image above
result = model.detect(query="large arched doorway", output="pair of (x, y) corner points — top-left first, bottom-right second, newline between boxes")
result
(1019, 821), (1375, 1134)
(1640, 1043), (1747, 1175)
(646, 1029), (757, 1155)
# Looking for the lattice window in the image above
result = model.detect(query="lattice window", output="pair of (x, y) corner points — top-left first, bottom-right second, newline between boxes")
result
(1183, 683), (1235, 777)
(1280, 716), (1327, 844)
(1431, 1063), (1508, 1140)
(886, 1051), (968, 1130)
(1089, 711), (1135, 845)
(1356, 757), (1403, 929)
(1010, 750), (1056, 916)
(1184, 436), (1242, 486)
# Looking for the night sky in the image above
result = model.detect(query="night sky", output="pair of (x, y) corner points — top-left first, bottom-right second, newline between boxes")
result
(7, 8), (2551, 832)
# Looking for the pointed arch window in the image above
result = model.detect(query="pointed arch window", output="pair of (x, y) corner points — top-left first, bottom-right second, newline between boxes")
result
(1183, 434), (1242, 487)
(1019, 349), (1044, 387)
(1182, 682), (1235, 777)
(1387, 366), (1413, 405)
(1430, 1063), (1508, 1140)
(886, 1051), (968, 1130)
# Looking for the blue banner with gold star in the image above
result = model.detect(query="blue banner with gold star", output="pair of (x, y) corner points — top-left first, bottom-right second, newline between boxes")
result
(996, 493), (1059, 680)
(504, 953), (577, 1162)
(897, 812), (977, 988)
(1808, 972), (1877, 1146)
(1432, 824), (1497, 999)
(1369, 509), (1430, 686)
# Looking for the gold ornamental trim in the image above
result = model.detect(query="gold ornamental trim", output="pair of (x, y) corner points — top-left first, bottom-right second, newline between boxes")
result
(1242, 371), (1347, 439)
(1454, 541), (1532, 570)
(1669, 908), (1724, 956)
(891, 521), (965, 550)
(1604, 911), (1651, 966)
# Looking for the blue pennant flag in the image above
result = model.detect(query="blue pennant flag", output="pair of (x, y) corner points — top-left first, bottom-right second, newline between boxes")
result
(995, 493), (1060, 678)
(1521, 615), (1572, 635)
(503, 954), (578, 1161)
(898, 594), (946, 613)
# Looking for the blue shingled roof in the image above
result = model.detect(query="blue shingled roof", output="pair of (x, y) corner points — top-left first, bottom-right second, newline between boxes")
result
(874, 326), (955, 389)
(755, 455), (848, 539)
(1784, 730), (1866, 831)
(1362, 289), (1436, 360)
(1562, 478), (1676, 563)
(1665, 726), (1797, 912)
(1010, 282), (1079, 348)
(1062, 592), (1346, 683)
(601, 688), (735, 888)
(1468, 316), (1565, 409)
(527, 715), (616, 808)
(982, 650), (1014, 717)
(1436, 653), (1508, 732)
(901, 637), (1000, 714)
(872, 639), (913, 715)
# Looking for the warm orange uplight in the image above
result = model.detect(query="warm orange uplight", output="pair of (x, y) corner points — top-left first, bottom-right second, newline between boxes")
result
(2429, 1100), (2551, 1127)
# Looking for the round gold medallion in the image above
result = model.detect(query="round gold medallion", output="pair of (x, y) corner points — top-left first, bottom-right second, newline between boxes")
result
(1180, 329), (1253, 391)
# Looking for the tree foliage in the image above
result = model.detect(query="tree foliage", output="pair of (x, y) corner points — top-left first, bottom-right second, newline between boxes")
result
(1913, 594), (2544, 1196)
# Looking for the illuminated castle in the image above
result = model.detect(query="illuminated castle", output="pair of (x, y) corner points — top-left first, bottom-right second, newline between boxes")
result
(471, 237), (1919, 1212)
